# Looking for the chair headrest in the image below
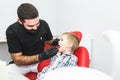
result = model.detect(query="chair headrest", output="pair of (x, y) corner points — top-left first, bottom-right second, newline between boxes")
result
(71, 31), (82, 42)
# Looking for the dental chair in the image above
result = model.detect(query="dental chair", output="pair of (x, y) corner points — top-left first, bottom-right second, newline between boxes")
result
(25, 31), (90, 80)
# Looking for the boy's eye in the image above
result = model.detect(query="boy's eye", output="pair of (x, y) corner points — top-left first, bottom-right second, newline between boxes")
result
(60, 38), (63, 41)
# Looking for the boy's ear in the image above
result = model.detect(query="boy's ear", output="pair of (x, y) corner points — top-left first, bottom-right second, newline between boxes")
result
(67, 42), (73, 48)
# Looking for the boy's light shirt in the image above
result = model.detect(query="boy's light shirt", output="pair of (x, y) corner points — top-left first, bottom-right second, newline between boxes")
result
(36, 52), (78, 80)
(49, 52), (73, 71)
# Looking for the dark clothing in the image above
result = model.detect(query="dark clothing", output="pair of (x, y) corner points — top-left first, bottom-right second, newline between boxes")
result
(6, 19), (53, 56)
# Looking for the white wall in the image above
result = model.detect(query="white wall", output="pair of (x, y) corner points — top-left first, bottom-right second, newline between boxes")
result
(0, 0), (57, 65)
(56, 0), (120, 76)
(0, 0), (57, 38)
(1, 0), (120, 77)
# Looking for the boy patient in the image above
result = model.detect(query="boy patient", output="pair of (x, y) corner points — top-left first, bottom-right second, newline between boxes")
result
(36, 32), (79, 80)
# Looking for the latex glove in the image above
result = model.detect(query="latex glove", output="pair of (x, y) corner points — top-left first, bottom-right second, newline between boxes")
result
(52, 38), (60, 46)
(38, 46), (58, 61)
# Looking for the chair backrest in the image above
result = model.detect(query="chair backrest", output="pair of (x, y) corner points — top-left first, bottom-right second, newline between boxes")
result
(74, 46), (89, 67)
(71, 31), (89, 67)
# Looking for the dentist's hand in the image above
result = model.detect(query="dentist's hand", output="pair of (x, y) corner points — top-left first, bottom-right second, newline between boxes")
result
(52, 38), (60, 46)
(38, 46), (58, 61)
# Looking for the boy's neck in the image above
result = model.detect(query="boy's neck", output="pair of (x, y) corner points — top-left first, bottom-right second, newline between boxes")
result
(61, 51), (74, 55)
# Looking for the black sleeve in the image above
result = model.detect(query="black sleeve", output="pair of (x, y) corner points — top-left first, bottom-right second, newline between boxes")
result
(6, 27), (22, 53)
(42, 20), (53, 41)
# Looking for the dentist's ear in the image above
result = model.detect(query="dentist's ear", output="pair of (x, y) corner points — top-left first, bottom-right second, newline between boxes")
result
(17, 18), (22, 24)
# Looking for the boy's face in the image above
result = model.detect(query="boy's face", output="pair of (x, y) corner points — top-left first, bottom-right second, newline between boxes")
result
(58, 35), (69, 53)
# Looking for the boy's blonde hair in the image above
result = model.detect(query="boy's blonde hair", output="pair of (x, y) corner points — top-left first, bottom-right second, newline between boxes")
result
(61, 32), (79, 51)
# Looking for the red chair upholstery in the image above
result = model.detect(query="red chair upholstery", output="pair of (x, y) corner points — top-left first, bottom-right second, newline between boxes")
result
(25, 43), (51, 80)
(71, 31), (89, 67)
(74, 46), (89, 67)
(71, 31), (82, 42)
(25, 31), (90, 80)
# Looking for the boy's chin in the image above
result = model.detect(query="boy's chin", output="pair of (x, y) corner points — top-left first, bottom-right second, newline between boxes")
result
(58, 48), (62, 53)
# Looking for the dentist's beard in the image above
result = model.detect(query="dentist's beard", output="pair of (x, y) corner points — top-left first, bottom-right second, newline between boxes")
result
(27, 29), (38, 34)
